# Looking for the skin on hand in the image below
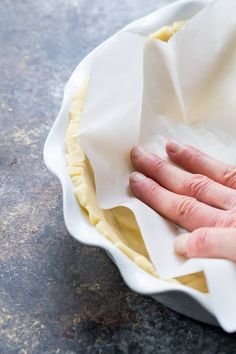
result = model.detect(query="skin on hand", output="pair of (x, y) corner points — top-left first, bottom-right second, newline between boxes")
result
(129, 141), (236, 262)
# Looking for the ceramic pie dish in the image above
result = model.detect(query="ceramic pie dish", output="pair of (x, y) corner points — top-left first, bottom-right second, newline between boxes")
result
(44, 0), (218, 326)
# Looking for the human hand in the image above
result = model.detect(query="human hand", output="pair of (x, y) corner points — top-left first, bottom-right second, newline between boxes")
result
(129, 141), (236, 262)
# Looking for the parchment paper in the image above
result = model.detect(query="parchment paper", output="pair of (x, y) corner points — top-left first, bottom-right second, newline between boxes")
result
(80, 0), (236, 331)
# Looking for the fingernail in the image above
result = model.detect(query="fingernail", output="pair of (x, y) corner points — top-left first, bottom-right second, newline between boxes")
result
(130, 172), (146, 182)
(174, 233), (189, 256)
(167, 140), (182, 154)
(131, 146), (146, 159)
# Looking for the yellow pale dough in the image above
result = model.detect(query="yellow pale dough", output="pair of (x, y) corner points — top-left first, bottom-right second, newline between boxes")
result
(149, 21), (186, 41)
(65, 23), (208, 293)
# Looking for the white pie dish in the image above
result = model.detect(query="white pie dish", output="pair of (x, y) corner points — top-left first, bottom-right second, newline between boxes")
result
(44, 0), (220, 327)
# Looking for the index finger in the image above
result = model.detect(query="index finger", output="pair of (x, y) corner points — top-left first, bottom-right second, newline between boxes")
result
(166, 141), (236, 189)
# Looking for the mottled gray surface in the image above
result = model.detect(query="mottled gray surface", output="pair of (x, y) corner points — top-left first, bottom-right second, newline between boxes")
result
(1, 0), (236, 353)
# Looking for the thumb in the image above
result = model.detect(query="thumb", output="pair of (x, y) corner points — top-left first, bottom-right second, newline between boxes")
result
(174, 227), (236, 262)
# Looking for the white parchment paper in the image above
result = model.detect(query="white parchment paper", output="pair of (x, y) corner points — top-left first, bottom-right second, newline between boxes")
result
(80, 0), (236, 331)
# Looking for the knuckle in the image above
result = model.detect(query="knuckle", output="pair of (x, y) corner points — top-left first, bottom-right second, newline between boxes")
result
(210, 212), (236, 228)
(209, 212), (225, 227)
(222, 166), (236, 188)
(175, 196), (198, 219)
(187, 147), (203, 165)
(222, 197), (236, 210)
(189, 229), (209, 257)
(184, 174), (212, 198)
(147, 181), (160, 199)
(222, 213), (236, 228)
(152, 158), (167, 174)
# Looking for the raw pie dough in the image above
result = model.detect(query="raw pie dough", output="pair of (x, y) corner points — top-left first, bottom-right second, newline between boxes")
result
(65, 21), (208, 293)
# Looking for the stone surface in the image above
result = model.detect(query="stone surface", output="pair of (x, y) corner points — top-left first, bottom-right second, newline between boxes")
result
(1, 0), (236, 353)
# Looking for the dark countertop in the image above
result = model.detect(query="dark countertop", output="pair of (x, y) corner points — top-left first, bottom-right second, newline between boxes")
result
(1, 0), (236, 353)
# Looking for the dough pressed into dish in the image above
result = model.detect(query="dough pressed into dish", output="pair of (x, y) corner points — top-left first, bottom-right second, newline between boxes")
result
(65, 22), (208, 293)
